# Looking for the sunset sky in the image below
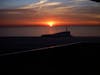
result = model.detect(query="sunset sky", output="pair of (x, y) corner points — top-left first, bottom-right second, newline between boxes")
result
(0, 0), (100, 26)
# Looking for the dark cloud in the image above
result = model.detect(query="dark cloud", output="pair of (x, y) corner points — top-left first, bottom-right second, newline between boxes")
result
(91, 0), (100, 2)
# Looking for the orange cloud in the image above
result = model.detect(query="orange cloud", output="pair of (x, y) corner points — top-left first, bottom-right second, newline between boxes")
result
(0, 0), (100, 26)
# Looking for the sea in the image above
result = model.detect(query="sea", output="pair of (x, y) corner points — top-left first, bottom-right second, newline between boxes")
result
(0, 26), (100, 37)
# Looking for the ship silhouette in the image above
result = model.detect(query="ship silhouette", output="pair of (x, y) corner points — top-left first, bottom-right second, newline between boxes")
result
(41, 31), (71, 38)
(42, 26), (71, 38)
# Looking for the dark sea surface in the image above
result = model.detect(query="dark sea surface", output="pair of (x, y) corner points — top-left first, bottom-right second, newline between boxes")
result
(0, 26), (66, 37)
(0, 26), (100, 37)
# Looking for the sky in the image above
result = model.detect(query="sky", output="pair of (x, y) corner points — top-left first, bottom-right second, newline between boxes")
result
(0, 0), (100, 26)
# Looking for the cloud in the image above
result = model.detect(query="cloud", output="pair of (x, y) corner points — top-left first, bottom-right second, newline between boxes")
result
(19, 0), (48, 9)
(0, 9), (37, 20)
(0, 0), (100, 25)
(18, 0), (63, 10)
(41, 2), (61, 7)
(38, 0), (47, 4)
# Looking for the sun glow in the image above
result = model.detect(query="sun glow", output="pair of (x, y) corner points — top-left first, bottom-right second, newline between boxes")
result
(47, 21), (55, 27)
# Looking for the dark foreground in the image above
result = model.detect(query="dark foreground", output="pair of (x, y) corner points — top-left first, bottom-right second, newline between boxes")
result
(0, 43), (99, 73)
(0, 36), (100, 54)
(0, 37), (100, 73)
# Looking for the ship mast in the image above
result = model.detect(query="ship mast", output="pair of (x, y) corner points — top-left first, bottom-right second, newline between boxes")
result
(66, 25), (67, 32)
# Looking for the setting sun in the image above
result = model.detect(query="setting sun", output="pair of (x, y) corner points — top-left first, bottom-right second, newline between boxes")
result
(47, 21), (55, 27)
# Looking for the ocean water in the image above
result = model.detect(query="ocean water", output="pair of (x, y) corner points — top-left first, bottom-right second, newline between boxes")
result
(0, 26), (66, 37)
(0, 26), (100, 37)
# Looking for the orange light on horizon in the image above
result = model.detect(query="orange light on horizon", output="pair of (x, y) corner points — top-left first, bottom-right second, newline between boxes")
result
(47, 21), (55, 27)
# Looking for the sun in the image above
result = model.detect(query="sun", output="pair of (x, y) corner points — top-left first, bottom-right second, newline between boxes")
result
(47, 21), (55, 27)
